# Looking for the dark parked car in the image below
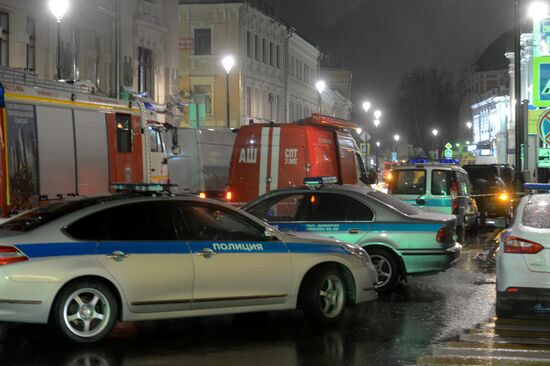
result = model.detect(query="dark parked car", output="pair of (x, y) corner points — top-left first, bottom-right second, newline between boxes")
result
(462, 164), (514, 226)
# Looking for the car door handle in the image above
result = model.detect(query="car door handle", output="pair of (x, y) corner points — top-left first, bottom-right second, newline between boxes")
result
(348, 228), (361, 234)
(106, 250), (130, 262)
(197, 248), (218, 258)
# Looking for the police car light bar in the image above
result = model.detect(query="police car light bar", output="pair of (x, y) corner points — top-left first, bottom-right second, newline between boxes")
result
(439, 159), (459, 165)
(523, 183), (550, 192)
(303, 176), (338, 186)
(111, 183), (175, 193)
(408, 158), (429, 164)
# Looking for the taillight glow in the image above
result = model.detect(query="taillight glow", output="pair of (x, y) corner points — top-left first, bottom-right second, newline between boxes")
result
(503, 236), (544, 254)
(506, 287), (520, 293)
(436, 227), (446, 243)
(0, 246), (28, 265)
(198, 192), (206, 199)
(225, 191), (233, 201)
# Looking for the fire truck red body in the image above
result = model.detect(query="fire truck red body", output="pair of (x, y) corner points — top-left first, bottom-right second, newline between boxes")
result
(227, 114), (367, 203)
(0, 72), (167, 217)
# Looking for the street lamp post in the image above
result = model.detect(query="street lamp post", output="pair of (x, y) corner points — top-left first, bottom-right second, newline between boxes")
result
(49, 0), (69, 80)
(315, 80), (326, 115)
(222, 55), (235, 128)
(375, 141), (381, 171)
(393, 134), (400, 162)
(432, 129), (439, 159)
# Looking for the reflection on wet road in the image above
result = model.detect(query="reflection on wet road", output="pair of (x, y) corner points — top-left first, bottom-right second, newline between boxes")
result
(0, 230), (498, 366)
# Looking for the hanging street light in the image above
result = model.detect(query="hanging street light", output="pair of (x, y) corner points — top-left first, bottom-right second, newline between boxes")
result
(222, 55), (235, 128)
(49, 0), (69, 80)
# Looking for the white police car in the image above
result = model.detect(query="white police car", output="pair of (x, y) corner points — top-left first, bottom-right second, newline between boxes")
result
(495, 183), (550, 317)
(0, 190), (377, 343)
(388, 159), (479, 237)
(243, 177), (461, 293)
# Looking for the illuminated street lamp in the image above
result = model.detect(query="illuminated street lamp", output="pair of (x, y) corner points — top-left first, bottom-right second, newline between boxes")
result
(394, 134), (400, 142)
(49, 0), (69, 80)
(432, 129), (439, 159)
(529, 1), (549, 20)
(392, 134), (400, 163)
(373, 119), (381, 127)
(362, 101), (371, 113)
(374, 110), (382, 119)
(222, 55), (235, 127)
(466, 121), (472, 129)
(315, 80), (326, 114)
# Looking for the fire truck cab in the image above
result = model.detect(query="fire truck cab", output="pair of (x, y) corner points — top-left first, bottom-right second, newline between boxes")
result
(227, 114), (369, 203)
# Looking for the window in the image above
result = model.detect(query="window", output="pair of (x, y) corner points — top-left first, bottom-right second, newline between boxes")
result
(246, 31), (252, 58)
(194, 28), (211, 55)
(247, 194), (305, 222)
(246, 86), (252, 116)
(300, 193), (374, 221)
(262, 38), (267, 63)
(66, 202), (178, 241)
(138, 47), (153, 95)
(522, 195), (550, 229)
(0, 12), (8, 66)
(431, 170), (453, 196)
(269, 42), (274, 66)
(148, 127), (164, 153)
(276, 45), (280, 68)
(254, 35), (259, 60)
(179, 204), (265, 241)
(389, 169), (426, 195)
(26, 18), (35, 71)
(192, 84), (212, 114)
(116, 114), (132, 153)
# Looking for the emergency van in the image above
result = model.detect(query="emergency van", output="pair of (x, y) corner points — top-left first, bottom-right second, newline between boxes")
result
(0, 67), (168, 217)
(227, 114), (369, 203)
(388, 158), (479, 239)
(163, 127), (236, 199)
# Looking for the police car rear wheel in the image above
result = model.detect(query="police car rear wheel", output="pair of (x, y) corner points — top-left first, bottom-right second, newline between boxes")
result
(367, 248), (399, 293)
(52, 280), (118, 343)
(301, 267), (347, 325)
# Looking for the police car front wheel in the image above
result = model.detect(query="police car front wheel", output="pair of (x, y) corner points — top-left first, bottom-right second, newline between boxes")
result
(300, 267), (347, 325)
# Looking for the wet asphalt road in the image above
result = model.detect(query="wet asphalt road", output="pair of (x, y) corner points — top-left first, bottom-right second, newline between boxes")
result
(0, 230), (498, 366)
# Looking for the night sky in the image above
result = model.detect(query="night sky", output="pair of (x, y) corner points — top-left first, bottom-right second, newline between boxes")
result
(268, 0), (515, 129)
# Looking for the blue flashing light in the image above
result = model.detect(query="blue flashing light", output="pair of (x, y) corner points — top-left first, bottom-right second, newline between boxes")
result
(439, 159), (459, 165)
(523, 183), (550, 191)
(408, 158), (429, 164)
(303, 176), (338, 186)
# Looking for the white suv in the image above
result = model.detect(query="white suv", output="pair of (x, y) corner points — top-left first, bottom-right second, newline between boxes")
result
(495, 183), (550, 317)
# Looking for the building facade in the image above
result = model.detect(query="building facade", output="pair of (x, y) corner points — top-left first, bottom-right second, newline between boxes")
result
(471, 94), (510, 164)
(0, 0), (179, 115)
(178, 1), (354, 127)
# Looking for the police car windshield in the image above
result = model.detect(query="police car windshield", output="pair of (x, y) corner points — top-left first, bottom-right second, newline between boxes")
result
(522, 195), (550, 229)
(368, 191), (422, 216)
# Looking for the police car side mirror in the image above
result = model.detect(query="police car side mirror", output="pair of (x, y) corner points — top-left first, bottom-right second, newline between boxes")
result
(495, 217), (508, 229)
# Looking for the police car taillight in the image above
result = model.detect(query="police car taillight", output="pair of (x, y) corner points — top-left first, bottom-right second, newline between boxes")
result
(436, 228), (447, 243)
(0, 246), (28, 265)
(503, 236), (544, 254)
(225, 191), (233, 201)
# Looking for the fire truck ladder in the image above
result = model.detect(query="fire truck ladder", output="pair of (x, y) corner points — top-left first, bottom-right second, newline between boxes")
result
(138, 101), (153, 184)
(0, 66), (95, 94)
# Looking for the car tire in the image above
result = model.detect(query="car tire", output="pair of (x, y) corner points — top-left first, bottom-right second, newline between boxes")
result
(366, 248), (400, 293)
(496, 294), (514, 319)
(52, 280), (118, 343)
(301, 267), (347, 325)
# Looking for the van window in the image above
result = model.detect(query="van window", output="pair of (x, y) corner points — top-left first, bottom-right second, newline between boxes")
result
(390, 169), (426, 195)
(116, 114), (132, 153)
(148, 127), (164, 153)
(431, 170), (454, 196)
(456, 172), (471, 195)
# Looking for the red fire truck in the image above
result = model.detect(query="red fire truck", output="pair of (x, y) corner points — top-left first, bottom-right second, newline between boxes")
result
(227, 114), (369, 203)
(0, 68), (167, 217)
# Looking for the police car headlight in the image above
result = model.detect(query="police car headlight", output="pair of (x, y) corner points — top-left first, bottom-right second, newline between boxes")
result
(342, 243), (369, 260)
